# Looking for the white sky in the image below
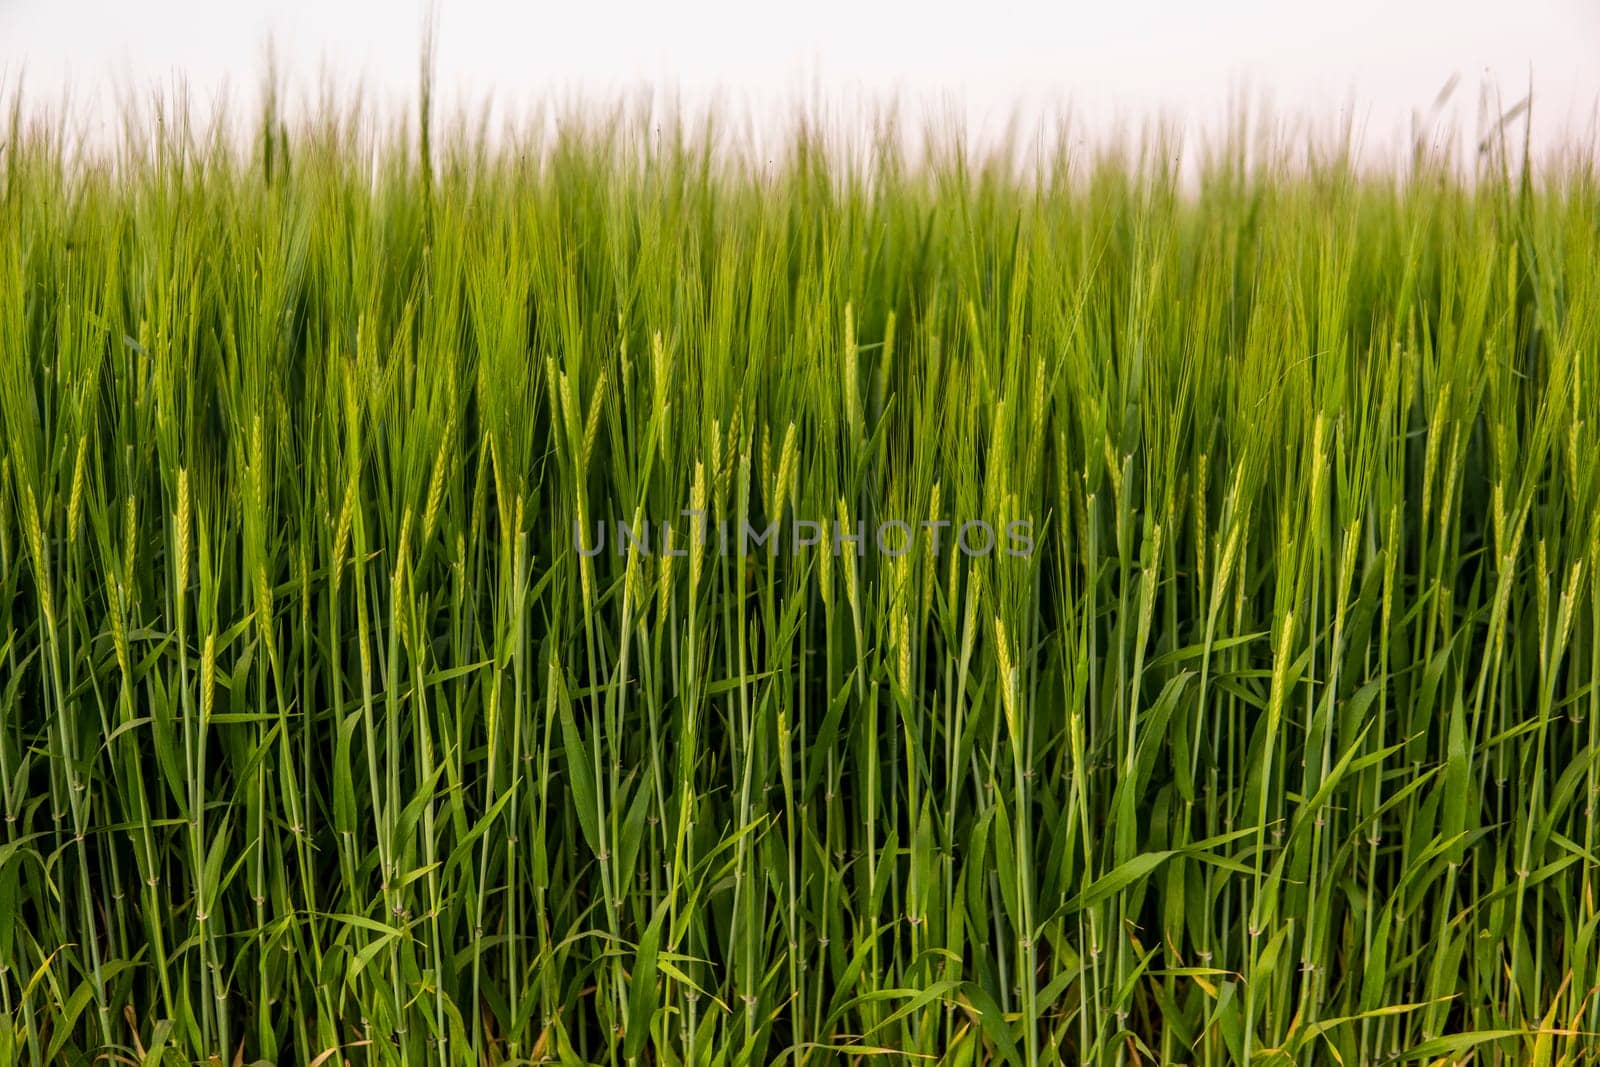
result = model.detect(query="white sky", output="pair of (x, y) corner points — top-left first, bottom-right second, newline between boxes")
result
(2, 0), (1598, 158)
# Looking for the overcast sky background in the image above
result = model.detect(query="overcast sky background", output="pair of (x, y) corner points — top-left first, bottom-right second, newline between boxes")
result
(3, 0), (1598, 159)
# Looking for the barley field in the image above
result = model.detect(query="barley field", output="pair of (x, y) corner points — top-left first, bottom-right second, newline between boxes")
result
(1, 90), (1598, 1065)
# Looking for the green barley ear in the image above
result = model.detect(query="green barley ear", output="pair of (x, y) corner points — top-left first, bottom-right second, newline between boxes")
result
(1307, 414), (1328, 557)
(624, 501), (647, 611)
(657, 536), (674, 620)
(650, 331), (669, 412)
(333, 470), (356, 597)
(773, 422), (796, 522)
(67, 436), (86, 546)
(993, 615), (1017, 737)
(250, 414), (265, 518)
(617, 319), (631, 408)
(1057, 432), (1071, 552)
(542, 355), (563, 464)
(582, 368), (606, 467)
(843, 302), (861, 445)
(21, 484), (48, 605)
(394, 508), (415, 649)
(123, 494), (137, 587)
(575, 485), (593, 610)
(1030, 355), (1047, 458)
(1568, 417), (1581, 492)
(837, 496), (859, 615)
(109, 581), (130, 681)
(557, 372), (577, 457)
(175, 468), (191, 601)
(422, 416), (453, 545)
(689, 462), (706, 596)
(1140, 522), (1163, 648)
(963, 302), (991, 408)
(760, 423), (772, 510)
(879, 309), (896, 409)
(1339, 519), (1362, 596)
(818, 515), (833, 609)
(488, 430), (512, 550)
(1555, 560), (1584, 659)
(1421, 383), (1450, 521)
(708, 418), (723, 518)
(1382, 501), (1401, 636)
(200, 631), (216, 725)
(720, 404), (740, 513)
(1537, 539), (1551, 665)
(1269, 608), (1297, 713)
(255, 563), (275, 666)
(898, 609), (912, 695)
(1591, 523), (1600, 600)
(1102, 432), (1121, 498)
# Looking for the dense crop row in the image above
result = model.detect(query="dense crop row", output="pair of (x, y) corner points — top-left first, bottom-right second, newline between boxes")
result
(1, 96), (1598, 1064)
